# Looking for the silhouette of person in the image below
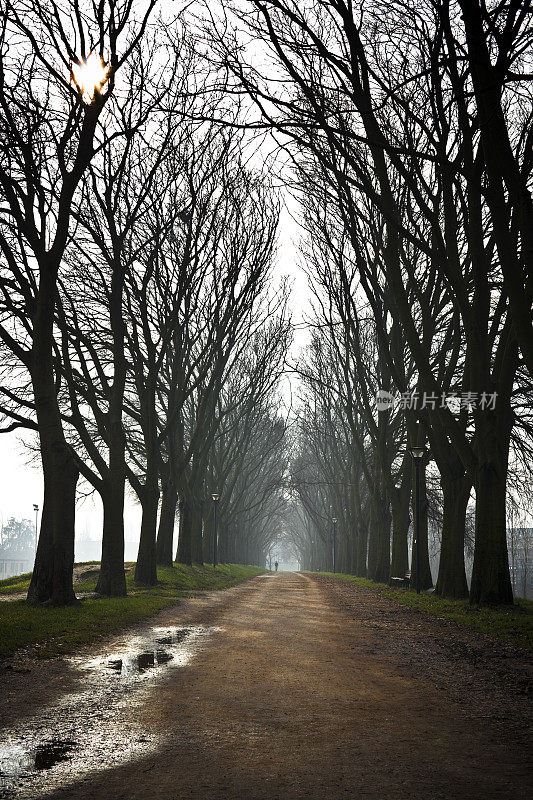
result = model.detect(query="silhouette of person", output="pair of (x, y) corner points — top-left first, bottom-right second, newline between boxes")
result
(274, 561), (278, 572)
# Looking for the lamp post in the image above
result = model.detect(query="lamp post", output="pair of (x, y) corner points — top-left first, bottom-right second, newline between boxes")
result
(33, 504), (39, 553)
(212, 493), (220, 568)
(408, 445), (426, 594)
(332, 517), (338, 573)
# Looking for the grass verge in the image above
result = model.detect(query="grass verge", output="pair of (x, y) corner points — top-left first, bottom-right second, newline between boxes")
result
(0, 572), (34, 595)
(0, 562), (102, 596)
(313, 571), (533, 650)
(0, 563), (265, 659)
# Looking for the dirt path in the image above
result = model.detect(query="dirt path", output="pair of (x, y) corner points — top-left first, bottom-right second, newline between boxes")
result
(1, 572), (531, 800)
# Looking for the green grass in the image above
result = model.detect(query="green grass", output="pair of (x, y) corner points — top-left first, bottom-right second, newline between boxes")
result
(309, 571), (387, 591)
(0, 561), (102, 596)
(0, 572), (34, 595)
(384, 588), (533, 650)
(0, 562), (265, 658)
(313, 571), (533, 650)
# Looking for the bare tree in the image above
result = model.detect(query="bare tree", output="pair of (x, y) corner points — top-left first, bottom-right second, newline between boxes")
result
(51, 30), (180, 595)
(0, 0), (156, 603)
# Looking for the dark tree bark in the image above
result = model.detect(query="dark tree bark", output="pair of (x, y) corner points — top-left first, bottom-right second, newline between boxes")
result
(156, 473), (178, 567)
(390, 491), (410, 580)
(470, 408), (514, 604)
(191, 499), (204, 564)
(471, 463), (513, 604)
(368, 465), (390, 584)
(410, 457), (433, 592)
(436, 465), (470, 599)
(27, 447), (78, 606)
(96, 259), (127, 595)
(97, 476), (127, 597)
(134, 484), (159, 585)
(374, 502), (391, 585)
(356, 517), (368, 578)
(28, 266), (80, 605)
(177, 498), (192, 565)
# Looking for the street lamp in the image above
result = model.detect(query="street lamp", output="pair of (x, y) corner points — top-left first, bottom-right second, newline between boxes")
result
(408, 445), (426, 594)
(212, 493), (220, 569)
(33, 504), (39, 553)
(332, 517), (338, 574)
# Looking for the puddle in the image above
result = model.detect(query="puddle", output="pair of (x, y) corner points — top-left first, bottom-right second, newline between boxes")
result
(0, 739), (75, 778)
(34, 741), (76, 771)
(0, 625), (220, 798)
(98, 627), (193, 675)
(106, 650), (174, 675)
(82, 626), (193, 679)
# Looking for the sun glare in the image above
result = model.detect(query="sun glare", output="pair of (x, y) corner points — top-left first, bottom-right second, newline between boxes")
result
(71, 54), (110, 104)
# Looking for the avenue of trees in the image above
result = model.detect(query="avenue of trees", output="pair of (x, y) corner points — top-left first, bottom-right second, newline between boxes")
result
(0, 1), (290, 603)
(208, 0), (533, 603)
(0, 0), (531, 607)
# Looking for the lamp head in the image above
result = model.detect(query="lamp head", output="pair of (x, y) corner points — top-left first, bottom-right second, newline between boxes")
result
(332, 517), (338, 524)
(408, 446), (426, 460)
(212, 493), (220, 502)
(33, 504), (39, 511)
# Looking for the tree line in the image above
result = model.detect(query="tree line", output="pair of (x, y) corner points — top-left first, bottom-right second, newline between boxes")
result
(0, 1), (290, 604)
(206, 0), (533, 603)
(1, 0), (531, 607)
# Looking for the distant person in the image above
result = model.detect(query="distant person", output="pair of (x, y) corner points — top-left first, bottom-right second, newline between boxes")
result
(274, 561), (278, 572)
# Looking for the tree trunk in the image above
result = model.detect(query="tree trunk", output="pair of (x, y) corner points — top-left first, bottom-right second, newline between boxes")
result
(96, 479), (126, 596)
(177, 498), (192, 565)
(356, 518), (368, 577)
(469, 381), (514, 604)
(204, 508), (211, 564)
(97, 247), (128, 596)
(470, 461), (513, 604)
(134, 373), (160, 586)
(157, 477), (178, 567)
(27, 455), (78, 605)
(134, 486), (159, 585)
(50, 452), (79, 605)
(368, 490), (390, 583)
(436, 470), (470, 599)
(367, 492), (378, 578)
(349, 527), (357, 575)
(390, 487), (410, 579)
(191, 500), (204, 564)
(410, 458), (433, 591)
(28, 267), (78, 605)
(202, 502), (213, 564)
(374, 500), (391, 584)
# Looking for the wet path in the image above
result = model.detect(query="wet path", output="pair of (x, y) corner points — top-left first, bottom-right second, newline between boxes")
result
(0, 625), (219, 798)
(1, 573), (530, 800)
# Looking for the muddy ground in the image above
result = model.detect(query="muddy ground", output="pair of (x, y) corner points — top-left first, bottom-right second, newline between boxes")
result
(0, 572), (531, 800)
